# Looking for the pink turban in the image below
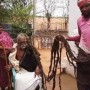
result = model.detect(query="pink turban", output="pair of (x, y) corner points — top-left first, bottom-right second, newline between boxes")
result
(77, 0), (90, 7)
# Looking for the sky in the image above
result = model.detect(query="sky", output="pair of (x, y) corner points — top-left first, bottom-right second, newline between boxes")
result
(35, 0), (68, 17)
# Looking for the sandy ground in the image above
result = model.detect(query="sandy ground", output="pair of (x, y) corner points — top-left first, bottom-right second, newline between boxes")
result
(38, 48), (77, 90)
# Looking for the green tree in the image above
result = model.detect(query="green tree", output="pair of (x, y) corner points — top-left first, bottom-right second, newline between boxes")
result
(10, 1), (33, 30)
(0, 0), (33, 30)
(0, 2), (11, 23)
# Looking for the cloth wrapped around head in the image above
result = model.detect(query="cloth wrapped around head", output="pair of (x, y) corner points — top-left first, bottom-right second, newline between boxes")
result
(77, 0), (90, 7)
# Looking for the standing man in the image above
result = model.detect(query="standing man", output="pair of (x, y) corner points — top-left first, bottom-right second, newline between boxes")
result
(0, 24), (13, 90)
(67, 0), (90, 90)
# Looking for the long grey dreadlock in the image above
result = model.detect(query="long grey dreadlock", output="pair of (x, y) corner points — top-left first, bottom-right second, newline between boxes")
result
(47, 35), (90, 90)
(27, 34), (90, 90)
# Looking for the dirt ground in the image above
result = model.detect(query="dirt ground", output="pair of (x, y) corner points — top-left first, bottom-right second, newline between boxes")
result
(38, 48), (77, 90)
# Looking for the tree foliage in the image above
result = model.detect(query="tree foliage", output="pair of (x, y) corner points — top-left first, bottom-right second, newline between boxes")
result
(0, 0), (33, 30)
(0, 2), (11, 23)
(11, 1), (33, 29)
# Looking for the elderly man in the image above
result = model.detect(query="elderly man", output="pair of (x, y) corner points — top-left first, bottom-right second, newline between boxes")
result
(9, 33), (42, 90)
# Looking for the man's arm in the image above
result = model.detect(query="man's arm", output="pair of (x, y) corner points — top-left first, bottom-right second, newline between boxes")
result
(66, 25), (81, 42)
(66, 35), (80, 42)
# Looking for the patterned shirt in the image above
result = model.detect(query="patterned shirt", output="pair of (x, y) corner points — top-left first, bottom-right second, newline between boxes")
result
(0, 31), (13, 48)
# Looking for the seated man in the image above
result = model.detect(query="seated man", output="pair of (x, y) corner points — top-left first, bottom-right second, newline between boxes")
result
(8, 33), (42, 90)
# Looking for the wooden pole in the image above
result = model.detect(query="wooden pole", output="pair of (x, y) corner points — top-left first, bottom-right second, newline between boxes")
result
(32, 0), (36, 46)
(0, 43), (12, 90)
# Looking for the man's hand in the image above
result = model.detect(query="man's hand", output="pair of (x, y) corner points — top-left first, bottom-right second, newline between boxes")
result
(35, 66), (41, 77)
(5, 64), (12, 71)
(55, 35), (65, 41)
(8, 48), (15, 53)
